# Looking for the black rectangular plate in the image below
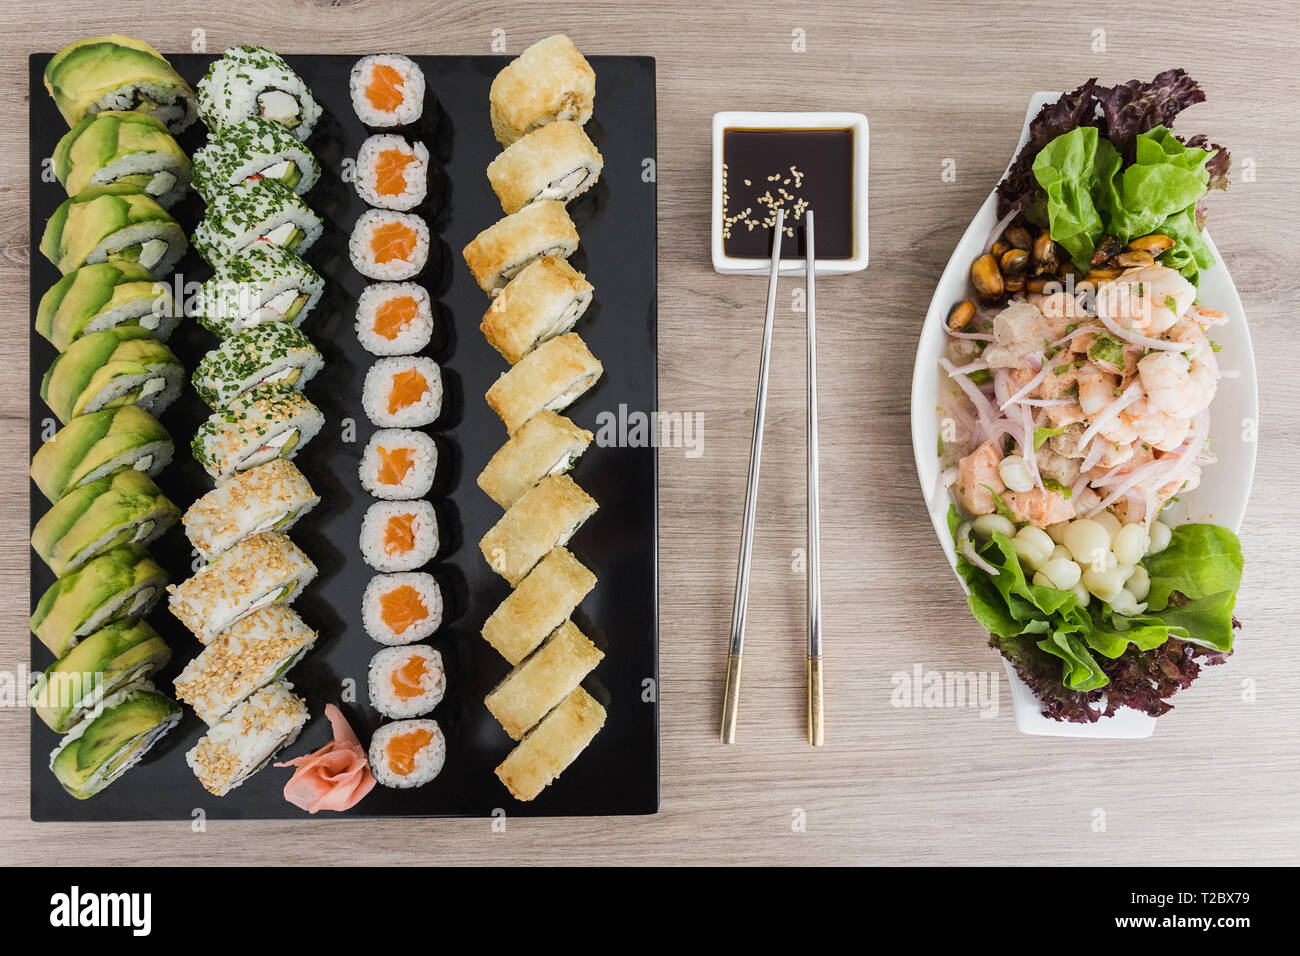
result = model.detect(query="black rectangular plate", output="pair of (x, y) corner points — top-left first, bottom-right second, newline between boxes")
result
(29, 52), (658, 819)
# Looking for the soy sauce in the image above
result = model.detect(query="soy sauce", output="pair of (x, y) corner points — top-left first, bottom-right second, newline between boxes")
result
(721, 127), (854, 260)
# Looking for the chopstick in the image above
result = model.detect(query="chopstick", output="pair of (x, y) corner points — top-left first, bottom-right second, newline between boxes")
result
(720, 206), (785, 744)
(805, 210), (824, 747)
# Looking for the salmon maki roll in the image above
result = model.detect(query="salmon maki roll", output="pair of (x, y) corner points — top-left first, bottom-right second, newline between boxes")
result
(358, 428), (437, 500)
(354, 282), (434, 356)
(350, 54), (425, 128)
(362, 356), (443, 427)
(369, 718), (445, 788)
(355, 134), (429, 211)
(360, 500), (439, 572)
(349, 210), (429, 281)
(361, 572), (443, 645)
(368, 644), (446, 719)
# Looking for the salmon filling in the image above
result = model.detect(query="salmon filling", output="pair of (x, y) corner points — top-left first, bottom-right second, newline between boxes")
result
(389, 654), (430, 700)
(379, 584), (429, 635)
(369, 222), (417, 264)
(366, 64), (406, 112)
(376, 445), (415, 485)
(373, 295), (418, 340)
(387, 369), (429, 414)
(385, 727), (433, 776)
(373, 149), (416, 196)
(383, 513), (416, 555)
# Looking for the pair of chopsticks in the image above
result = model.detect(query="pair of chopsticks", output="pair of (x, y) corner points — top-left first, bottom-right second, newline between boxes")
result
(720, 207), (823, 746)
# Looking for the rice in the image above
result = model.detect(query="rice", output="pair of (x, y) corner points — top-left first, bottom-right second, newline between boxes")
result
(368, 645), (446, 719)
(350, 54), (425, 128)
(359, 428), (438, 499)
(362, 356), (443, 427)
(368, 718), (445, 788)
(359, 500), (439, 572)
(348, 210), (429, 280)
(354, 282), (433, 355)
(361, 572), (443, 645)
(355, 134), (429, 211)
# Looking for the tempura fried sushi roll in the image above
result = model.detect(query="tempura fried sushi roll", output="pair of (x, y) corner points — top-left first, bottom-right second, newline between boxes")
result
(191, 116), (321, 202)
(50, 684), (181, 800)
(44, 34), (198, 132)
(478, 474), (597, 586)
(359, 428), (438, 500)
(489, 34), (595, 146)
(182, 459), (320, 562)
(488, 121), (602, 215)
(362, 572), (444, 645)
(31, 405), (172, 503)
(494, 687), (605, 801)
(197, 45), (321, 141)
(485, 620), (603, 740)
(41, 326), (184, 424)
(354, 134), (429, 211)
(368, 644), (446, 719)
(350, 54), (426, 128)
(186, 681), (309, 796)
(53, 110), (191, 208)
(30, 545), (167, 657)
(360, 500), (440, 572)
(354, 282), (434, 356)
(167, 532), (317, 645)
(462, 201), (578, 296)
(481, 257), (594, 364)
(194, 242), (323, 338)
(369, 718), (446, 788)
(193, 324), (323, 410)
(41, 184), (187, 277)
(194, 179), (323, 263)
(349, 210), (430, 281)
(485, 333), (602, 434)
(362, 356), (443, 427)
(481, 547), (596, 664)
(477, 411), (592, 509)
(37, 260), (177, 351)
(174, 606), (318, 725)
(191, 383), (323, 481)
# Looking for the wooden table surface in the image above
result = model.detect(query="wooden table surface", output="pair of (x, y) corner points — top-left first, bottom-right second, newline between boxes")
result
(3, 0), (1298, 866)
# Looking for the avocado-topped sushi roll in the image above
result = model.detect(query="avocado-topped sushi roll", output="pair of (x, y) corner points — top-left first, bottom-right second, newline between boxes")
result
(362, 356), (443, 427)
(41, 326), (184, 424)
(31, 470), (179, 577)
(168, 532), (316, 644)
(31, 544), (167, 656)
(49, 683), (181, 800)
(193, 242), (323, 338)
(348, 209), (429, 281)
(44, 34), (198, 132)
(37, 260), (177, 351)
(191, 116), (320, 203)
(369, 718), (445, 789)
(485, 333), (603, 434)
(350, 54), (426, 128)
(197, 45), (321, 142)
(41, 184), (187, 277)
(53, 110), (190, 208)
(481, 257), (593, 365)
(174, 605), (317, 725)
(478, 474), (597, 586)
(191, 382), (323, 481)
(193, 324), (322, 410)
(29, 620), (171, 733)
(359, 428), (437, 500)
(495, 687), (604, 801)
(360, 500), (440, 572)
(489, 34), (595, 147)
(462, 201), (579, 296)
(368, 645), (446, 719)
(354, 282), (434, 356)
(354, 134), (430, 211)
(193, 179), (323, 264)
(477, 410), (593, 509)
(487, 121), (602, 215)
(182, 459), (319, 562)
(31, 405), (173, 503)
(186, 681), (309, 796)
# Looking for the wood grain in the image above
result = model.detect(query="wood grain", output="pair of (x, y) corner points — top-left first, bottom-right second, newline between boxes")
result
(3, 0), (1299, 865)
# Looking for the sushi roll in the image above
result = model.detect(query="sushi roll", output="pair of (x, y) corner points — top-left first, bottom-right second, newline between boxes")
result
(41, 184), (187, 277)
(494, 687), (605, 802)
(30, 544), (167, 657)
(37, 260), (177, 352)
(368, 645), (446, 719)
(174, 606), (318, 725)
(361, 572), (443, 645)
(41, 326), (184, 424)
(489, 34), (595, 147)
(31, 470), (180, 577)
(194, 179), (323, 263)
(167, 532), (317, 644)
(29, 619), (171, 733)
(481, 256), (593, 364)
(350, 54), (425, 128)
(186, 681), (309, 796)
(485, 333), (603, 434)
(193, 324), (323, 410)
(191, 383), (323, 481)
(31, 405), (172, 503)
(348, 209), (429, 281)
(487, 121), (603, 215)
(362, 356), (443, 427)
(359, 428), (438, 499)
(481, 547), (595, 665)
(44, 34), (198, 132)
(368, 718), (445, 789)
(462, 201), (579, 296)
(360, 500), (439, 572)
(53, 110), (191, 208)
(182, 459), (320, 562)
(193, 242), (324, 338)
(478, 475), (598, 587)
(354, 282), (434, 356)
(354, 134), (430, 211)
(485, 620), (603, 740)
(197, 45), (321, 141)
(49, 683), (181, 800)
(477, 411), (593, 509)
(191, 116), (321, 202)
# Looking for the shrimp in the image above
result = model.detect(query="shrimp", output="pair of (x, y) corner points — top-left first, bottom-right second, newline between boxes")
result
(955, 441), (1003, 516)
(1075, 363), (1119, 416)
(1095, 264), (1195, 336)
(1002, 487), (1075, 528)
(1027, 291), (1088, 337)
(1123, 397), (1191, 452)
(1138, 318), (1219, 418)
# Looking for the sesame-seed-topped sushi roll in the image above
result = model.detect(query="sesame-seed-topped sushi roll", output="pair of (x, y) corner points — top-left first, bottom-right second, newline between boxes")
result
(350, 54), (426, 128)
(489, 34), (595, 147)
(191, 382), (323, 482)
(479, 475), (597, 586)
(360, 500), (439, 573)
(481, 256), (593, 364)
(194, 179), (323, 264)
(30, 545), (168, 657)
(41, 184), (187, 277)
(197, 45), (321, 141)
(361, 572), (443, 645)
(193, 242), (323, 339)
(369, 718), (445, 788)
(31, 405), (173, 503)
(182, 459), (320, 562)
(50, 683), (182, 800)
(41, 326), (185, 424)
(354, 134), (429, 211)
(191, 116), (321, 203)
(349, 209), (429, 281)
(44, 34), (198, 132)
(53, 110), (191, 209)
(37, 260), (177, 351)
(186, 681), (309, 796)
(485, 333), (603, 434)
(354, 282), (434, 356)
(359, 428), (438, 500)
(487, 121), (602, 215)
(362, 356), (442, 427)
(368, 645), (446, 719)
(462, 201), (579, 296)
(193, 324), (323, 410)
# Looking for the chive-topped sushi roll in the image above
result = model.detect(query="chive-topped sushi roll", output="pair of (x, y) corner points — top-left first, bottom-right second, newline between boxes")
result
(186, 681), (309, 796)
(41, 184), (187, 276)
(41, 326), (184, 424)
(191, 116), (321, 203)
(30, 544), (168, 656)
(191, 382), (323, 481)
(193, 179), (323, 264)
(350, 54), (426, 128)
(182, 459), (319, 563)
(31, 405), (173, 503)
(49, 683), (181, 800)
(44, 34), (198, 132)
(53, 110), (191, 208)
(197, 45), (321, 141)
(354, 134), (430, 211)
(193, 242), (323, 338)
(37, 260), (177, 351)
(193, 324), (323, 410)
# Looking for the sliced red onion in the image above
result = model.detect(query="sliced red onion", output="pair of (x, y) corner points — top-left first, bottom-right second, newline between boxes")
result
(1046, 324), (1103, 350)
(945, 328), (994, 342)
(960, 536), (1000, 576)
(940, 357), (1000, 434)
(1081, 437), (1106, 473)
(949, 359), (990, 376)
(999, 362), (1051, 410)
(984, 208), (1019, 255)
(1076, 380), (1144, 450)
(1097, 312), (1192, 352)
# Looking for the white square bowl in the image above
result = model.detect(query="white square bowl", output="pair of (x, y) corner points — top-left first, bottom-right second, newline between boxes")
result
(710, 111), (869, 276)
